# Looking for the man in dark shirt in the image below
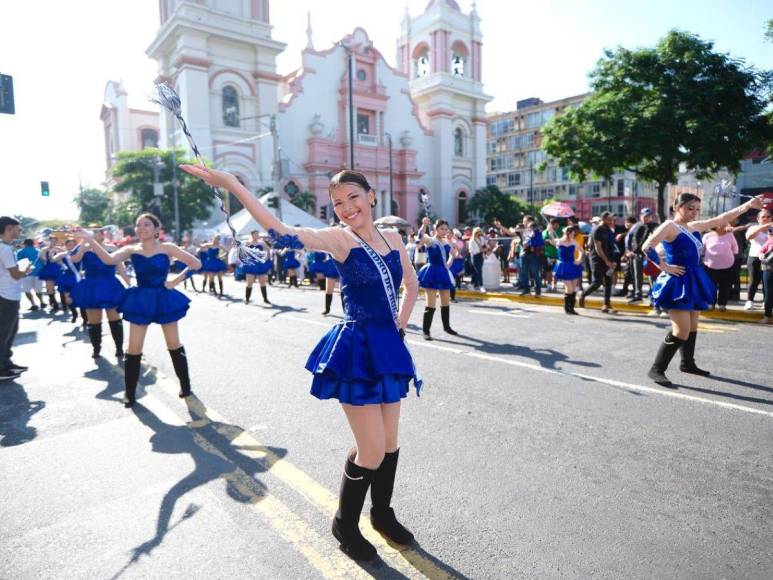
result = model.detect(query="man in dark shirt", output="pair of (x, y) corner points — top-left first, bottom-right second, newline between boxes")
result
(628, 208), (657, 302)
(579, 211), (617, 313)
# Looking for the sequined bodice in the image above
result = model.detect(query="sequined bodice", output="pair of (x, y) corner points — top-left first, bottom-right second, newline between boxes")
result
(557, 245), (576, 262)
(131, 253), (170, 288)
(426, 242), (451, 266)
(82, 251), (116, 277)
(206, 247), (221, 259)
(334, 248), (402, 323)
(663, 231), (703, 268)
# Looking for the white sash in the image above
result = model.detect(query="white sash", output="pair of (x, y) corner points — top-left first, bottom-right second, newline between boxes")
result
(64, 251), (82, 283)
(348, 230), (399, 324)
(434, 239), (456, 285)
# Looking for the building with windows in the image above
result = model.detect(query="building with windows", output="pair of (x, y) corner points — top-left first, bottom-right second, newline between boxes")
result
(100, 80), (161, 195)
(146, 0), (285, 196)
(487, 95), (657, 221)
(276, 0), (491, 225)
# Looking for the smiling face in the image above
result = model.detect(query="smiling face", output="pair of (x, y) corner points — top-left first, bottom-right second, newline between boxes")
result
(676, 200), (701, 221)
(435, 223), (449, 238)
(330, 183), (374, 229)
(251, 231), (260, 243)
(758, 209), (771, 224)
(135, 216), (159, 242)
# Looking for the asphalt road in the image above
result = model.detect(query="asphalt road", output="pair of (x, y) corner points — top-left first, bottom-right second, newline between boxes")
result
(1, 278), (772, 579)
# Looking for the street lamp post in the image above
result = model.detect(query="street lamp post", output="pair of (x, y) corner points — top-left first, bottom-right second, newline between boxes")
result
(385, 132), (393, 215)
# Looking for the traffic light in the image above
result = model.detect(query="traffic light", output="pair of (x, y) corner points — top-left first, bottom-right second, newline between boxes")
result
(267, 196), (279, 209)
(41, 181), (50, 197)
(0, 74), (14, 115)
(320, 206), (328, 220)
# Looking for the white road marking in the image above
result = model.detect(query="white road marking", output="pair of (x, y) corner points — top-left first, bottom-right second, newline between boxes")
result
(466, 309), (531, 319)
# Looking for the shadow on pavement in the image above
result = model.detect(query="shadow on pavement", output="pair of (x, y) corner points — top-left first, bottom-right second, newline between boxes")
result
(433, 334), (601, 371)
(111, 394), (287, 579)
(705, 374), (773, 396)
(675, 383), (773, 407)
(352, 539), (473, 579)
(0, 380), (45, 447)
(267, 303), (308, 318)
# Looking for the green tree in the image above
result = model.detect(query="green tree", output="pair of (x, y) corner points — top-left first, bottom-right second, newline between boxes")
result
(289, 190), (317, 214)
(111, 148), (214, 236)
(541, 30), (773, 221)
(466, 185), (538, 227)
(765, 19), (773, 43)
(74, 187), (110, 224)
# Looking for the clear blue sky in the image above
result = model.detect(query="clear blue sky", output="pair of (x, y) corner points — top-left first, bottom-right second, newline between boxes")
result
(1, 0), (771, 220)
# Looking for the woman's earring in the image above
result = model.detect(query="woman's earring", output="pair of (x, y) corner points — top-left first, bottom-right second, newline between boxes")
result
(370, 202), (376, 208)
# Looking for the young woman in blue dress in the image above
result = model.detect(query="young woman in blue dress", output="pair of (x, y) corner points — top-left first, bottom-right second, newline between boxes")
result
(321, 252), (341, 315)
(642, 193), (763, 387)
(241, 230), (272, 305)
(78, 214), (202, 407)
(200, 235), (227, 296)
(308, 250), (328, 290)
(71, 228), (131, 359)
(51, 238), (86, 324)
(181, 163), (421, 561)
(547, 225), (585, 315)
(416, 217), (459, 339)
(37, 236), (65, 313)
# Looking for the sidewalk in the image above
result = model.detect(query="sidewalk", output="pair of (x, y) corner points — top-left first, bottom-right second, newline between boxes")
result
(455, 284), (767, 323)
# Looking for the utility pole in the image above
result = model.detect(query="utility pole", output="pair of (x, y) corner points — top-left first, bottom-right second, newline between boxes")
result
(385, 132), (393, 215)
(270, 114), (283, 222)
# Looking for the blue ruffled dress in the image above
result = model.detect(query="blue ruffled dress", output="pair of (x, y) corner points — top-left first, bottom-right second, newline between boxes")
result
(38, 251), (63, 281)
(307, 251), (327, 275)
(322, 255), (340, 279)
(71, 252), (125, 309)
(117, 253), (191, 324)
(241, 243), (272, 276)
(56, 252), (82, 293)
(417, 242), (455, 290)
(552, 245), (584, 281)
(306, 247), (422, 405)
(201, 247), (227, 273)
(651, 230), (715, 311)
(450, 256), (465, 277)
(283, 250), (301, 270)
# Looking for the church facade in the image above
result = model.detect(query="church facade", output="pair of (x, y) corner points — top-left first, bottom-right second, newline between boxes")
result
(104, 0), (490, 227)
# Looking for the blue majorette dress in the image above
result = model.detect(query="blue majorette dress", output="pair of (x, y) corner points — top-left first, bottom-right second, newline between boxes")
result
(308, 251), (327, 275)
(304, 233), (422, 406)
(322, 254), (340, 279)
(651, 226), (715, 311)
(283, 249), (301, 270)
(117, 253), (191, 324)
(552, 244), (584, 281)
(450, 253), (465, 277)
(201, 247), (227, 273)
(38, 250), (64, 281)
(56, 251), (82, 293)
(417, 241), (455, 290)
(241, 243), (272, 276)
(71, 251), (125, 309)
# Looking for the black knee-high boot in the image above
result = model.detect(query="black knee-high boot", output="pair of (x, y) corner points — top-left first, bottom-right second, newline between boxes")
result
(647, 332), (685, 387)
(245, 286), (253, 303)
(332, 452), (377, 561)
(569, 292), (579, 315)
(123, 353), (142, 407)
(291, 275), (298, 288)
(209, 280), (216, 293)
(169, 346), (192, 398)
(217, 279), (223, 296)
(108, 319), (124, 358)
(59, 292), (68, 314)
(87, 323), (102, 358)
(440, 305), (458, 335)
(370, 449), (414, 545)
(422, 307), (435, 340)
(323, 293), (333, 315)
(37, 292), (47, 307)
(48, 293), (59, 312)
(679, 331), (710, 376)
(80, 308), (88, 330)
(318, 278), (326, 291)
(69, 304), (78, 323)
(563, 294), (571, 314)
(450, 286), (456, 302)
(260, 285), (271, 304)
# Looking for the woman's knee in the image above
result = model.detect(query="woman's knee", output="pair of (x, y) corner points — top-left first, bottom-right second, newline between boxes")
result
(354, 447), (385, 470)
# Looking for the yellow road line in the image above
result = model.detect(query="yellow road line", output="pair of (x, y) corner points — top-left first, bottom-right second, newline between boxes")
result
(155, 379), (460, 579)
(140, 393), (372, 579)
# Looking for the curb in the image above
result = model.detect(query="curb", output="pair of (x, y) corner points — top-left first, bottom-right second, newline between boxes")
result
(455, 290), (765, 324)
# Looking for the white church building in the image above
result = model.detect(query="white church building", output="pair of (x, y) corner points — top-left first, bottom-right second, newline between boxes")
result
(103, 0), (490, 226)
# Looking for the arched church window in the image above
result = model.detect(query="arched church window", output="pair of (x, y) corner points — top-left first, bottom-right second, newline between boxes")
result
(452, 54), (465, 76)
(457, 191), (468, 224)
(451, 41), (468, 77)
(417, 55), (430, 78)
(222, 86), (240, 127)
(454, 127), (464, 157)
(140, 128), (158, 149)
